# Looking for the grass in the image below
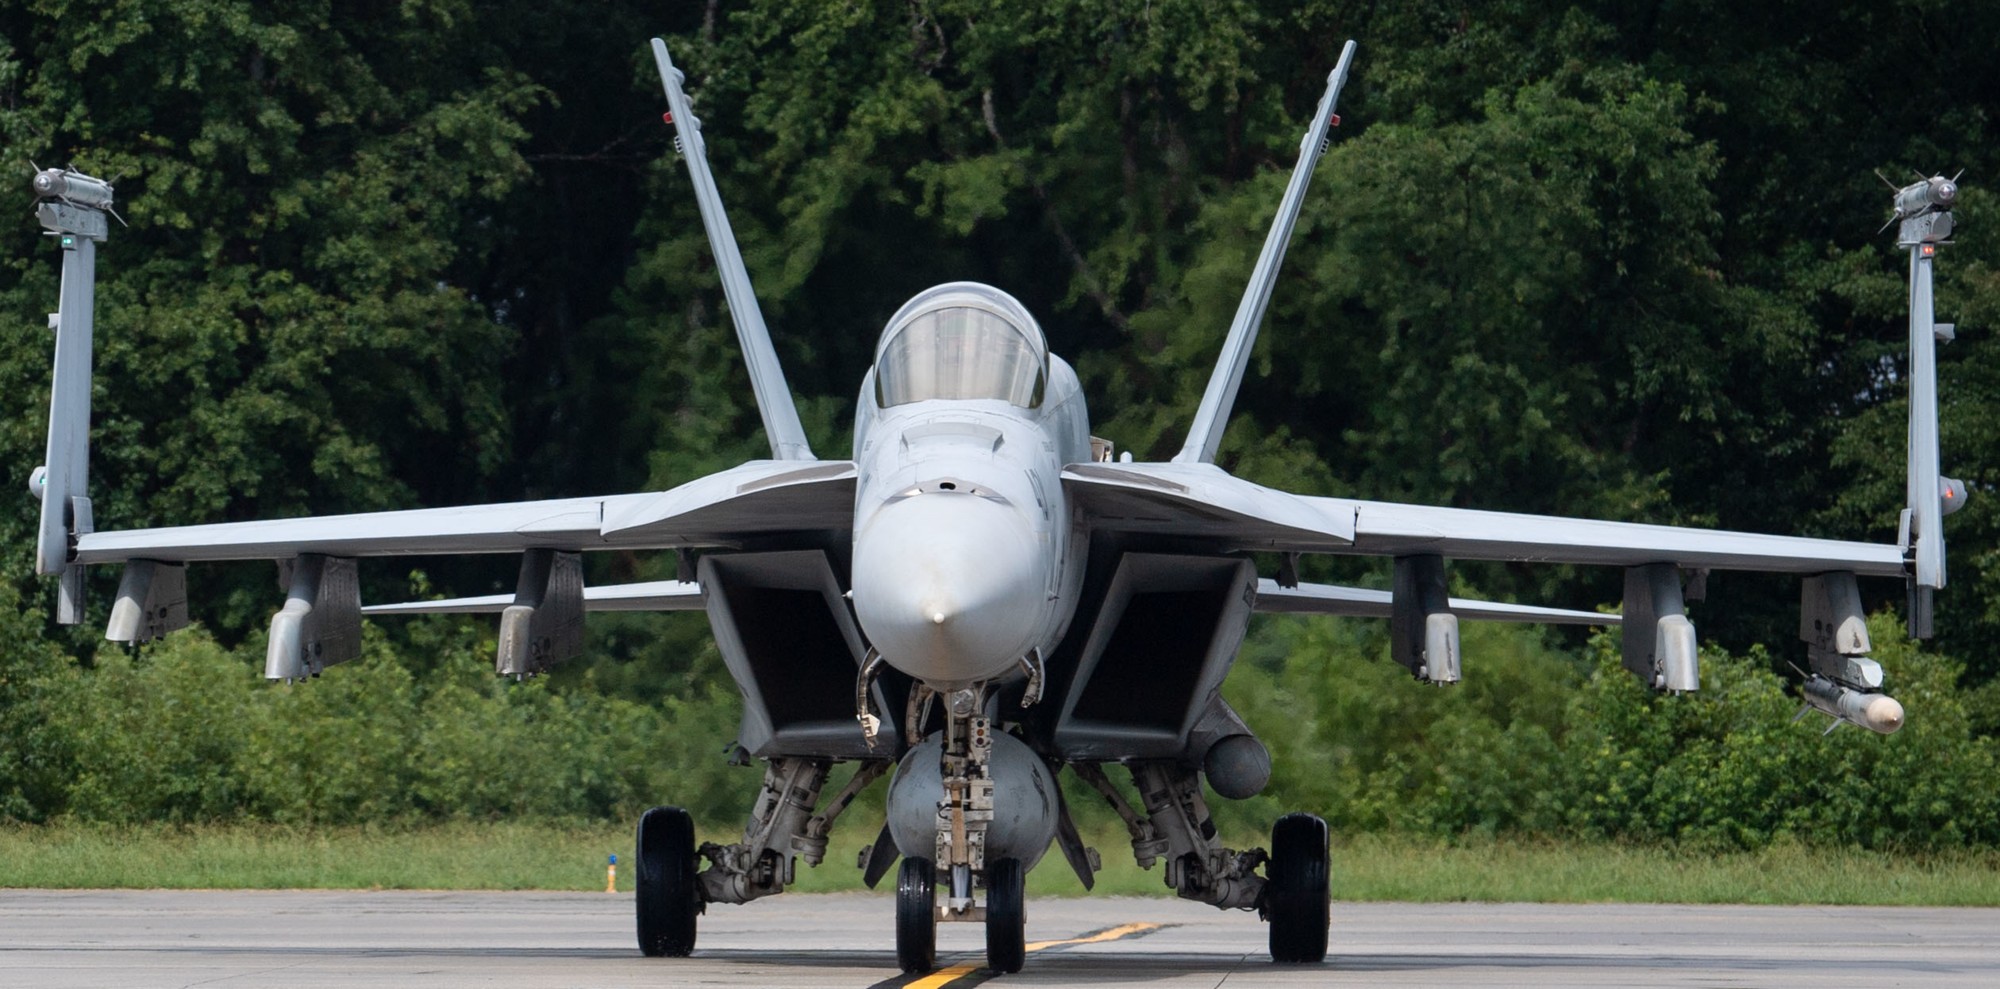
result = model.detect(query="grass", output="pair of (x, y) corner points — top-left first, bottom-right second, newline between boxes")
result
(3, 821), (1997, 905)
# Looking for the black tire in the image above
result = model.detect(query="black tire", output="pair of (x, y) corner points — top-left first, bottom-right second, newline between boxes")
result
(636, 806), (700, 957)
(896, 857), (937, 973)
(984, 858), (1026, 974)
(1265, 812), (1329, 963)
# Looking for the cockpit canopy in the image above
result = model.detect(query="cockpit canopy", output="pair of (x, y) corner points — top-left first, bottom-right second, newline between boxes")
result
(874, 283), (1048, 409)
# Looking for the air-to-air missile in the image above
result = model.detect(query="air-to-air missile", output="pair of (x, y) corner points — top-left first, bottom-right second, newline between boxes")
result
(1800, 674), (1906, 735)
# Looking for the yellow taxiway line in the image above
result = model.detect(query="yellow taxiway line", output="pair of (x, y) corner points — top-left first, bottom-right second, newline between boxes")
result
(894, 922), (1164, 989)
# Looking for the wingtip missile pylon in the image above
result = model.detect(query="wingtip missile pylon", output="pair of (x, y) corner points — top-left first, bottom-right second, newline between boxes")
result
(30, 166), (118, 623)
(1890, 170), (1964, 638)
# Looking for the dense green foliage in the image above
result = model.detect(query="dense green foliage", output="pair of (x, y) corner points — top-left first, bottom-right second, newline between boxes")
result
(3, 615), (747, 826)
(1231, 613), (2000, 850)
(2, 1), (1998, 850)
(2, 611), (1995, 854)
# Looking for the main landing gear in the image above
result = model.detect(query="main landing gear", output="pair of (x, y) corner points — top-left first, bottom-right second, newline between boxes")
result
(1077, 761), (1330, 963)
(634, 756), (890, 959)
(1263, 812), (1330, 963)
(633, 725), (1328, 969)
(635, 806), (701, 957)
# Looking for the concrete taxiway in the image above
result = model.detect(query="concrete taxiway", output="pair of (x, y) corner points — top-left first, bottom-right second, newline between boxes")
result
(1, 889), (1995, 988)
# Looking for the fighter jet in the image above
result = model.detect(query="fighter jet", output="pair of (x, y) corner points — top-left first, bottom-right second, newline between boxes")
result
(27, 38), (1961, 973)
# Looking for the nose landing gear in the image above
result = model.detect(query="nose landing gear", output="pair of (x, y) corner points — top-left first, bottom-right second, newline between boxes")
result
(891, 685), (1053, 975)
(984, 856), (1027, 973)
(895, 857), (937, 972)
(892, 856), (1029, 975)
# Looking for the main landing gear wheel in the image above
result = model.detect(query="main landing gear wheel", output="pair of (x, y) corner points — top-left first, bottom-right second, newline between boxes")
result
(896, 857), (937, 973)
(984, 857), (1026, 973)
(636, 805), (700, 957)
(1265, 812), (1329, 963)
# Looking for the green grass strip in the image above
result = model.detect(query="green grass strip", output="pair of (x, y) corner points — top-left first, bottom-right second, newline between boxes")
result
(2, 822), (1995, 906)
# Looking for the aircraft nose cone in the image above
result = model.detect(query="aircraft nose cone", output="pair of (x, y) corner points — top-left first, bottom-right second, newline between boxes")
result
(852, 493), (1046, 687)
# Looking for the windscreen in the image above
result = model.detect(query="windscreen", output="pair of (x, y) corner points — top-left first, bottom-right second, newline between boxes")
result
(876, 307), (1044, 408)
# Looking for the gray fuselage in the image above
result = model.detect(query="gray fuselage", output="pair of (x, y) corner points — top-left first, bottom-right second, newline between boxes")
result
(849, 283), (1092, 690)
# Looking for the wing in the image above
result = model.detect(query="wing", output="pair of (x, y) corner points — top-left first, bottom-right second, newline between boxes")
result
(1066, 460), (1903, 576)
(363, 579), (705, 615)
(1332, 498), (1906, 576)
(75, 460), (854, 564)
(46, 38), (860, 697)
(1062, 461), (1353, 552)
(1255, 579), (1615, 625)
(1071, 460), (1907, 702)
(88, 459), (854, 680)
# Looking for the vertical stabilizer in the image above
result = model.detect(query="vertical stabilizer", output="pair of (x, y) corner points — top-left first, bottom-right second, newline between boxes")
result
(649, 38), (816, 462)
(1174, 40), (1357, 465)
(31, 168), (115, 622)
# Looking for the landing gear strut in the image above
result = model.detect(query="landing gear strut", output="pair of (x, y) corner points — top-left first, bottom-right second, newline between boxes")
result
(1076, 762), (1331, 963)
(900, 686), (1044, 974)
(636, 759), (889, 959)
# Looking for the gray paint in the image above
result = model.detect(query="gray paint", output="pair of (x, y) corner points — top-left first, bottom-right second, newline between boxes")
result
(1252, 578), (1617, 625)
(649, 39), (814, 462)
(264, 555), (362, 681)
(1175, 40), (1357, 466)
(363, 578), (705, 615)
(888, 732), (1056, 869)
(104, 560), (188, 644)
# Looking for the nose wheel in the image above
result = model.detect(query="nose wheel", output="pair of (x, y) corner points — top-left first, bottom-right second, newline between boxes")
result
(984, 857), (1026, 973)
(636, 805), (702, 957)
(895, 857), (937, 973)
(1263, 812), (1329, 963)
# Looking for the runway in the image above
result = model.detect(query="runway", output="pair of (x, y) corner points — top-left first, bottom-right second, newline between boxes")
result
(2, 889), (1995, 988)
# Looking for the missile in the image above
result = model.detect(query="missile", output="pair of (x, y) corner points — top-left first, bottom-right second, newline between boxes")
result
(32, 168), (115, 209)
(1894, 174), (1958, 219)
(1800, 674), (1905, 735)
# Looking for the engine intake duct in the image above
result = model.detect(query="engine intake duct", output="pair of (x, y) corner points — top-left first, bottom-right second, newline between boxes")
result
(701, 549), (894, 759)
(1053, 553), (1256, 761)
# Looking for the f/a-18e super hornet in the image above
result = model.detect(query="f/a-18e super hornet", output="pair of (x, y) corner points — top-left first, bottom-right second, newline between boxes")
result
(29, 38), (1964, 973)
